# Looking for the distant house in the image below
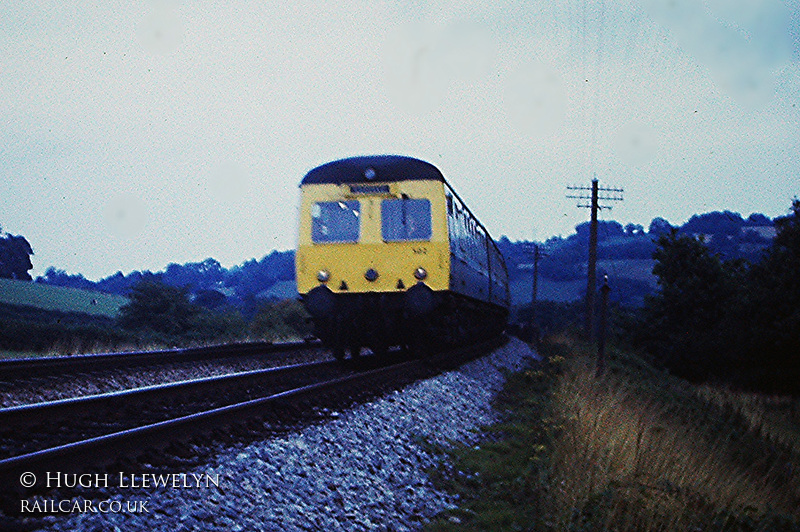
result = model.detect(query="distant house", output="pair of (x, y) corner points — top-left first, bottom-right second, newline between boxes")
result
(743, 225), (777, 240)
(690, 233), (715, 243)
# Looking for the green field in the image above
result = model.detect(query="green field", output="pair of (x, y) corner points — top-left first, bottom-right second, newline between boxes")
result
(0, 278), (128, 318)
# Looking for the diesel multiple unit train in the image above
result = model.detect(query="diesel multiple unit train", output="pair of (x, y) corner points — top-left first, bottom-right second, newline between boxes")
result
(296, 155), (509, 359)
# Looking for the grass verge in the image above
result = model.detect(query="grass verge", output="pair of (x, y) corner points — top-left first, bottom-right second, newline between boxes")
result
(426, 335), (800, 531)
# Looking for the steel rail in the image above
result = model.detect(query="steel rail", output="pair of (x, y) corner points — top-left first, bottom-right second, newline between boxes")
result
(0, 339), (321, 381)
(0, 359), (421, 493)
(0, 360), (340, 430)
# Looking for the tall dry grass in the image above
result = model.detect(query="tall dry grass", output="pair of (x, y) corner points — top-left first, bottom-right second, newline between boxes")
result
(547, 353), (800, 530)
(696, 384), (800, 456)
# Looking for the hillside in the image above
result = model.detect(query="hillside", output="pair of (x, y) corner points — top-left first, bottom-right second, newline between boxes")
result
(0, 278), (133, 357)
(0, 277), (128, 318)
(502, 211), (775, 307)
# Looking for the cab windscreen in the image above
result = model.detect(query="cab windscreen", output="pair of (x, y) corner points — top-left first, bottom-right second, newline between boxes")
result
(381, 198), (431, 241)
(311, 201), (360, 243)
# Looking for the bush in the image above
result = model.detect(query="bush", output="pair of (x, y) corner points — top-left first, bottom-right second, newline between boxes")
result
(249, 300), (312, 341)
(117, 279), (249, 346)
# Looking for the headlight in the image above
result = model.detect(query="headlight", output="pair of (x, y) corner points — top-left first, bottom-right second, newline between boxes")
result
(364, 268), (379, 282)
(317, 270), (330, 283)
(414, 267), (428, 280)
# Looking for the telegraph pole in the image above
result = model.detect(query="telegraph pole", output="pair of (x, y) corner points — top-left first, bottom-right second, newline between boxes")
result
(587, 180), (599, 338)
(529, 244), (545, 345)
(567, 177), (623, 339)
(532, 244), (540, 332)
(519, 243), (546, 346)
(596, 275), (610, 377)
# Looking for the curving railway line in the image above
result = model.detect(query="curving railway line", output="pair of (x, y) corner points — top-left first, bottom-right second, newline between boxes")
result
(0, 335), (506, 516)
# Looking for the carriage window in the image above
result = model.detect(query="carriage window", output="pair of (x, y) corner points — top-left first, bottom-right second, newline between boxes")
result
(311, 201), (360, 243)
(381, 198), (432, 241)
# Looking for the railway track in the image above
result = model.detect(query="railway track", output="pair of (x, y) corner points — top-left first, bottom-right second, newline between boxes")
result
(0, 360), (352, 460)
(0, 340), (319, 382)
(0, 340), (327, 408)
(0, 339), (320, 382)
(0, 335), (506, 513)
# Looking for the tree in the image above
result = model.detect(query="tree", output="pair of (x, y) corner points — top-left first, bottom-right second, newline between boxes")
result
(648, 217), (673, 236)
(96, 270), (162, 296)
(117, 280), (201, 339)
(37, 267), (95, 290)
(746, 213), (771, 226)
(635, 200), (800, 394)
(163, 258), (224, 290)
(739, 199), (800, 393)
(682, 211), (743, 236)
(574, 220), (625, 242)
(0, 230), (34, 280)
(641, 230), (744, 380)
(227, 250), (295, 297)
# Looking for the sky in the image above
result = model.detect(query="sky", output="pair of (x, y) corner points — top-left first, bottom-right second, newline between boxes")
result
(1, 0), (799, 281)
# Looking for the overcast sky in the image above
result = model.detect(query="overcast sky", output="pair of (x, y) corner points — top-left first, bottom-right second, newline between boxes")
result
(2, 1), (799, 281)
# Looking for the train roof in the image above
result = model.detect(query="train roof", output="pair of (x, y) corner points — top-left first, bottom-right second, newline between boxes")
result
(300, 155), (445, 185)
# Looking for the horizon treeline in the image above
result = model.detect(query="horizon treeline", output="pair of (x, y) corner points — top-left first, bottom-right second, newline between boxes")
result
(13, 208), (778, 302)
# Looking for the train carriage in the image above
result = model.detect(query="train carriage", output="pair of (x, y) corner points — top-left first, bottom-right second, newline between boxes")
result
(295, 155), (509, 359)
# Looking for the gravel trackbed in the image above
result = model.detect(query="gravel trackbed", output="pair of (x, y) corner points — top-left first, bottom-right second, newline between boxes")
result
(31, 337), (538, 532)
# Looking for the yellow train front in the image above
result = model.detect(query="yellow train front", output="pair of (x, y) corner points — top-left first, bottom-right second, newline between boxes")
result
(296, 155), (509, 359)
